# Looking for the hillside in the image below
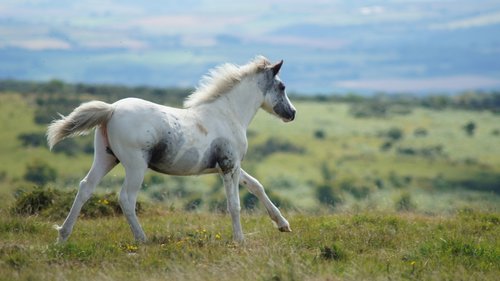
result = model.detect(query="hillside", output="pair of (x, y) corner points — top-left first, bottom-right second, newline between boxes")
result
(1, 82), (499, 280)
(0, 82), (499, 213)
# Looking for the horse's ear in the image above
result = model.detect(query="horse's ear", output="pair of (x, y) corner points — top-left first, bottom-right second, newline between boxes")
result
(270, 60), (284, 76)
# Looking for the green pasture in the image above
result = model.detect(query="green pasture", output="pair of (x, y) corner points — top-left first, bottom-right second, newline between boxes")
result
(1, 93), (499, 213)
(0, 90), (499, 280)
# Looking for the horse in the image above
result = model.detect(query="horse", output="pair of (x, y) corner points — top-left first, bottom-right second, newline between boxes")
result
(46, 56), (296, 243)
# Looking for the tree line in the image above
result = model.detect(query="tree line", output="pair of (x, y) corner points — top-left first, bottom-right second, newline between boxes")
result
(298, 91), (500, 114)
(0, 79), (191, 107)
(1, 79), (500, 113)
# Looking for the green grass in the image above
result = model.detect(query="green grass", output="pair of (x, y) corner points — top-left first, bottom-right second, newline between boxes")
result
(245, 101), (500, 213)
(0, 94), (95, 180)
(0, 209), (498, 280)
(1, 95), (499, 212)
(1, 92), (499, 280)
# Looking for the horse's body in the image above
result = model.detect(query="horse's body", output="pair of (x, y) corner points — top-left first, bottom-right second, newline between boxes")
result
(108, 98), (240, 176)
(47, 56), (296, 243)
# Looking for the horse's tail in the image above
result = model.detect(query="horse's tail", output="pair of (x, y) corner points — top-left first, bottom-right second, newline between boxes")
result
(47, 101), (114, 150)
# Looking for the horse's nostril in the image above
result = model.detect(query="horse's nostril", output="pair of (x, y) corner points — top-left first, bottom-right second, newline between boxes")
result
(290, 110), (296, 121)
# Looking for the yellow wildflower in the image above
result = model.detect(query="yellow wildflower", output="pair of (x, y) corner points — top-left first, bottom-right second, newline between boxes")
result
(99, 199), (109, 205)
(126, 244), (138, 252)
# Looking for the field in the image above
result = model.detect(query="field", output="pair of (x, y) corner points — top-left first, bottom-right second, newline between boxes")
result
(0, 87), (499, 280)
(1, 210), (499, 280)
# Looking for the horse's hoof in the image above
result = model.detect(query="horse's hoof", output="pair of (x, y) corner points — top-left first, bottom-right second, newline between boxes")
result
(53, 224), (69, 244)
(278, 225), (292, 232)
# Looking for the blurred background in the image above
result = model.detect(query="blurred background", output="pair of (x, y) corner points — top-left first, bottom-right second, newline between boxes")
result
(1, 0), (499, 216)
(1, 0), (500, 94)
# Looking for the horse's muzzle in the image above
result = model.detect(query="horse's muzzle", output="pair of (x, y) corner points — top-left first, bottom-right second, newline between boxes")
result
(288, 109), (296, 121)
(282, 109), (296, 122)
(274, 103), (296, 122)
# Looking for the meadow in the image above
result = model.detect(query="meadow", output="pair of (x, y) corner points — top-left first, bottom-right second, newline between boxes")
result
(0, 84), (499, 280)
(1, 209), (498, 280)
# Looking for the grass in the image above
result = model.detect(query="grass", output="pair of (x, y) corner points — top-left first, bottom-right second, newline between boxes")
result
(0, 96), (498, 220)
(0, 91), (499, 279)
(0, 209), (498, 280)
(0, 94), (95, 180)
(247, 102), (500, 213)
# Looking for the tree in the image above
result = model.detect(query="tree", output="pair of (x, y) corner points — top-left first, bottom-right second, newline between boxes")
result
(24, 159), (57, 186)
(386, 127), (404, 141)
(315, 184), (342, 208)
(463, 121), (476, 136)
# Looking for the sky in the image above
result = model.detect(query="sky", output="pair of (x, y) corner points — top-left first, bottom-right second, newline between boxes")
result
(1, 0), (500, 94)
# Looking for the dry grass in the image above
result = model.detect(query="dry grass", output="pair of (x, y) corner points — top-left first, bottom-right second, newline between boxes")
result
(1, 208), (498, 281)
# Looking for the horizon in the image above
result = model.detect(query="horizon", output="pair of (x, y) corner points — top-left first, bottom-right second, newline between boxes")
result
(4, 78), (500, 98)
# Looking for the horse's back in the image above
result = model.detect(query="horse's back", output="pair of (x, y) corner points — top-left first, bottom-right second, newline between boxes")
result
(112, 97), (180, 115)
(105, 98), (217, 175)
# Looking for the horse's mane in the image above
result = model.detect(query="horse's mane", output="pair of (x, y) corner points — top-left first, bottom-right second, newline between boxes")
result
(183, 56), (271, 108)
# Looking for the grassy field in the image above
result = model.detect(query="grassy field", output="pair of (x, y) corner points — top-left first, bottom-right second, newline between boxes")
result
(0, 91), (499, 280)
(1, 209), (499, 281)
(2, 93), (499, 211)
(247, 101), (500, 212)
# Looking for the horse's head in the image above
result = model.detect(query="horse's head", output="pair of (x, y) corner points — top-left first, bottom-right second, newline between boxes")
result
(259, 60), (296, 122)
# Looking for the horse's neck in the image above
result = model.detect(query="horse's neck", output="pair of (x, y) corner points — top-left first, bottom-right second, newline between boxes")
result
(209, 79), (263, 129)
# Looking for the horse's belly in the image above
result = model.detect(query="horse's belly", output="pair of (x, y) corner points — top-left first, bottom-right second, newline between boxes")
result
(149, 164), (217, 176)
(148, 146), (212, 176)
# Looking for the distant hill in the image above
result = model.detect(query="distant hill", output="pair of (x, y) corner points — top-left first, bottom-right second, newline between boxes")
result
(1, 1), (499, 94)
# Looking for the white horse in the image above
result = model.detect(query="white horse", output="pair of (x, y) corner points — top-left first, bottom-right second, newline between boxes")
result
(47, 56), (296, 243)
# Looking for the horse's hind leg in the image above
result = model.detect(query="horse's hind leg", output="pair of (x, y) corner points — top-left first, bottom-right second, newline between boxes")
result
(239, 169), (291, 232)
(119, 153), (148, 242)
(56, 128), (118, 243)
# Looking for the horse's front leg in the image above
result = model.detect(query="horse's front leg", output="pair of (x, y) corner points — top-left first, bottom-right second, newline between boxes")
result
(222, 167), (244, 243)
(239, 169), (291, 232)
